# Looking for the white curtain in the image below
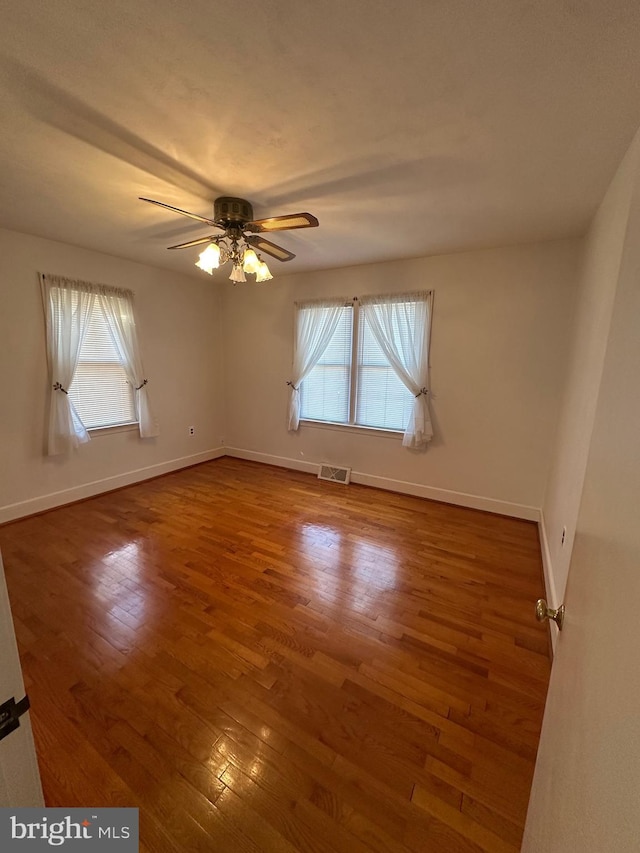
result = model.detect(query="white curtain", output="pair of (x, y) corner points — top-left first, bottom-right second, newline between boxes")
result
(42, 275), (95, 455)
(288, 298), (346, 430)
(98, 287), (159, 438)
(360, 292), (433, 448)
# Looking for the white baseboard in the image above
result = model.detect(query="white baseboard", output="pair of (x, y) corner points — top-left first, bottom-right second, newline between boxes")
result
(224, 447), (540, 521)
(538, 509), (560, 654)
(0, 448), (225, 525)
(224, 446), (319, 476)
(351, 471), (540, 520)
(1, 443), (542, 528)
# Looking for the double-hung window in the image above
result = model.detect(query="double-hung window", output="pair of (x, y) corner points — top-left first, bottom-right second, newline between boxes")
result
(298, 303), (352, 425)
(68, 299), (136, 430)
(292, 291), (433, 447)
(42, 273), (158, 455)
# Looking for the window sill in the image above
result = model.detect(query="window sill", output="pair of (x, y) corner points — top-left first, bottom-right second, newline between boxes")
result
(88, 422), (139, 437)
(300, 419), (403, 439)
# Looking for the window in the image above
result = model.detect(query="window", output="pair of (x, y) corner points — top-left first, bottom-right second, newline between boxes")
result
(295, 291), (433, 446)
(42, 273), (158, 456)
(356, 306), (416, 431)
(68, 299), (136, 429)
(299, 305), (352, 424)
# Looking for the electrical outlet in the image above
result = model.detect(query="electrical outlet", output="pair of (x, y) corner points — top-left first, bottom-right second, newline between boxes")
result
(189, 426), (195, 436)
(561, 526), (566, 546)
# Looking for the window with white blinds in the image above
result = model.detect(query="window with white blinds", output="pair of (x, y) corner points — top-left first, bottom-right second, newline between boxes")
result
(298, 295), (427, 432)
(68, 300), (136, 429)
(356, 309), (414, 430)
(299, 305), (352, 423)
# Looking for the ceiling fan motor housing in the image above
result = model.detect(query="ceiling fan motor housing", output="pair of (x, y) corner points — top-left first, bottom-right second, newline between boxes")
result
(214, 197), (254, 226)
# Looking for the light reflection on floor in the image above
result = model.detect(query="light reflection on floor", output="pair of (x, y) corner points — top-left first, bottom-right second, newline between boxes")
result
(298, 522), (399, 614)
(207, 735), (265, 786)
(93, 540), (148, 630)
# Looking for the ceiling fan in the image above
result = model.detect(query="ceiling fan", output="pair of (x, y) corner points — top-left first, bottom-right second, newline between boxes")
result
(139, 195), (319, 282)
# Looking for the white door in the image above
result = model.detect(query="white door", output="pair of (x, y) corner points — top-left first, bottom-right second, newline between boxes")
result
(522, 175), (640, 849)
(0, 549), (44, 807)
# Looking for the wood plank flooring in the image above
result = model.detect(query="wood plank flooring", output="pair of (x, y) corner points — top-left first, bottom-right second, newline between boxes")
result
(0, 458), (551, 852)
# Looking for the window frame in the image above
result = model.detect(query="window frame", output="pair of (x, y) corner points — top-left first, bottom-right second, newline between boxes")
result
(299, 292), (431, 435)
(297, 300), (354, 427)
(68, 297), (138, 432)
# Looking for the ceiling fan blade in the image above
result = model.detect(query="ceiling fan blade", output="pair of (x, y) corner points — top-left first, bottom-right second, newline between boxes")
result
(245, 212), (318, 233)
(245, 234), (296, 262)
(167, 235), (216, 250)
(139, 197), (221, 227)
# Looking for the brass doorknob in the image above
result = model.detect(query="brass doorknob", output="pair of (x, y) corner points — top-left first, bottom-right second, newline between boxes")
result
(535, 599), (565, 630)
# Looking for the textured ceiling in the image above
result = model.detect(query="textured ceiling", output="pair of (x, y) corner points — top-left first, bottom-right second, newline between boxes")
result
(1, 0), (640, 279)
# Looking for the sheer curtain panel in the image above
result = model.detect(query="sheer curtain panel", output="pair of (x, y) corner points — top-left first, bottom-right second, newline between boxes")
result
(98, 288), (159, 438)
(42, 274), (95, 455)
(288, 298), (347, 430)
(360, 292), (433, 448)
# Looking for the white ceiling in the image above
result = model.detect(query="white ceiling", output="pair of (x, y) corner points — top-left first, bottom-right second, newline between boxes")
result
(1, 0), (640, 279)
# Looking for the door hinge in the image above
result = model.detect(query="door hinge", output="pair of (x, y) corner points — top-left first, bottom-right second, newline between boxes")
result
(0, 695), (30, 743)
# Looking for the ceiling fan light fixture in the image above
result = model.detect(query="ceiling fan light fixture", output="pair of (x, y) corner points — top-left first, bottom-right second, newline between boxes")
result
(229, 264), (246, 283)
(195, 241), (220, 274)
(141, 195), (318, 282)
(242, 247), (259, 274)
(255, 260), (273, 283)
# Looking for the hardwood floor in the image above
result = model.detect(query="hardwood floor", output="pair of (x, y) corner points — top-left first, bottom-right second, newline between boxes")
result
(0, 458), (551, 852)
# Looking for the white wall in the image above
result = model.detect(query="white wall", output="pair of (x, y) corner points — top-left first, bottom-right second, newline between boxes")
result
(223, 240), (579, 517)
(523, 125), (640, 853)
(0, 227), (225, 522)
(541, 132), (640, 608)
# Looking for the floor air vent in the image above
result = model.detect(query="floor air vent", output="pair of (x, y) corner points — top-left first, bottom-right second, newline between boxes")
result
(318, 465), (351, 485)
